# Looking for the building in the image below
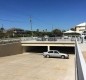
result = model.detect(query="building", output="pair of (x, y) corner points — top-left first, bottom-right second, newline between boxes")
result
(63, 22), (86, 38)
(74, 22), (86, 38)
(75, 22), (86, 33)
(63, 30), (80, 38)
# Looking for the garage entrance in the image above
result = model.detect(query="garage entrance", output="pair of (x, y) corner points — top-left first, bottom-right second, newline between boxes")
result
(23, 46), (75, 54)
(50, 46), (75, 54)
(24, 46), (47, 53)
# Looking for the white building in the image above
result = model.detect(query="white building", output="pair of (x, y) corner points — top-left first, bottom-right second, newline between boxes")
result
(75, 22), (86, 38)
(75, 22), (86, 33)
(63, 30), (80, 38)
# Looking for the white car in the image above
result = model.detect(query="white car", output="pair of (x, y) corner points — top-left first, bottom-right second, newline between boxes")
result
(43, 50), (69, 59)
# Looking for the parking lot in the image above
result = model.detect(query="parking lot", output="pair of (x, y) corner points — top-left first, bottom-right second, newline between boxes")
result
(0, 53), (75, 80)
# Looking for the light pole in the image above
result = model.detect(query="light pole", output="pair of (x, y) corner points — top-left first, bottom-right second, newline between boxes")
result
(30, 16), (33, 37)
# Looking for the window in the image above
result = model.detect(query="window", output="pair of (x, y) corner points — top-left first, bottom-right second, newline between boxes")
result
(54, 51), (59, 53)
(48, 51), (53, 53)
(83, 31), (86, 33)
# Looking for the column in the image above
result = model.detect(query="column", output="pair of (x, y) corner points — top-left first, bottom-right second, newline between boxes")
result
(23, 46), (26, 53)
(47, 46), (50, 51)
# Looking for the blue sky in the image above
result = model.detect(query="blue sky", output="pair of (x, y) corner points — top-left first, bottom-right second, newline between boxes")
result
(0, 0), (86, 31)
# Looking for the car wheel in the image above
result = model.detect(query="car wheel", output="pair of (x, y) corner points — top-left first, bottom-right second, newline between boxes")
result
(67, 57), (69, 59)
(61, 56), (65, 59)
(46, 55), (50, 58)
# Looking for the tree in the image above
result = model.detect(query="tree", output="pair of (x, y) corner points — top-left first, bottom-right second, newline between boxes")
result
(0, 27), (6, 38)
(36, 29), (39, 32)
(62, 30), (66, 32)
(0, 27), (5, 32)
(52, 29), (62, 37)
(70, 28), (75, 31)
(45, 29), (47, 32)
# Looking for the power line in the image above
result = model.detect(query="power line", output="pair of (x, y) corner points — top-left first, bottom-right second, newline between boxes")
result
(0, 18), (25, 23)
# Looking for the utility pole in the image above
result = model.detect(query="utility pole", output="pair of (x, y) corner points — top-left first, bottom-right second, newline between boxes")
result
(1, 24), (4, 32)
(52, 25), (53, 31)
(30, 16), (33, 37)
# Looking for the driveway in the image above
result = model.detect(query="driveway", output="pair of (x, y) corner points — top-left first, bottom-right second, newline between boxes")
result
(0, 53), (75, 80)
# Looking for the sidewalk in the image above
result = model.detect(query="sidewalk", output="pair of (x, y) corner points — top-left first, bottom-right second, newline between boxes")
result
(79, 43), (86, 62)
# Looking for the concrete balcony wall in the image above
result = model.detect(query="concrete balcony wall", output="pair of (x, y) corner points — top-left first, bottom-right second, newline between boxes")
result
(0, 42), (23, 57)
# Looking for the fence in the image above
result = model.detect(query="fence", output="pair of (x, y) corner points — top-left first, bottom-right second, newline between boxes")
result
(75, 40), (86, 80)
(20, 37), (77, 41)
(0, 37), (85, 44)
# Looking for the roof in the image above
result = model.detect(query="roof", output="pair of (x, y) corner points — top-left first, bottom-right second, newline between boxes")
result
(76, 22), (86, 27)
(63, 30), (80, 34)
(64, 30), (76, 33)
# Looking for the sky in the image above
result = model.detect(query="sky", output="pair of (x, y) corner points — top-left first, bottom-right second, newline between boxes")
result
(0, 0), (86, 31)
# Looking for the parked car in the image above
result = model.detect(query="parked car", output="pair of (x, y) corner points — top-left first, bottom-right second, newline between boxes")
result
(43, 50), (69, 59)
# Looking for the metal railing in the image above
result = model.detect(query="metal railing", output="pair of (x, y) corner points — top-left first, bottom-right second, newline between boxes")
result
(20, 37), (77, 41)
(0, 38), (20, 44)
(0, 37), (85, 44)
(75, 39), (86, 80)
